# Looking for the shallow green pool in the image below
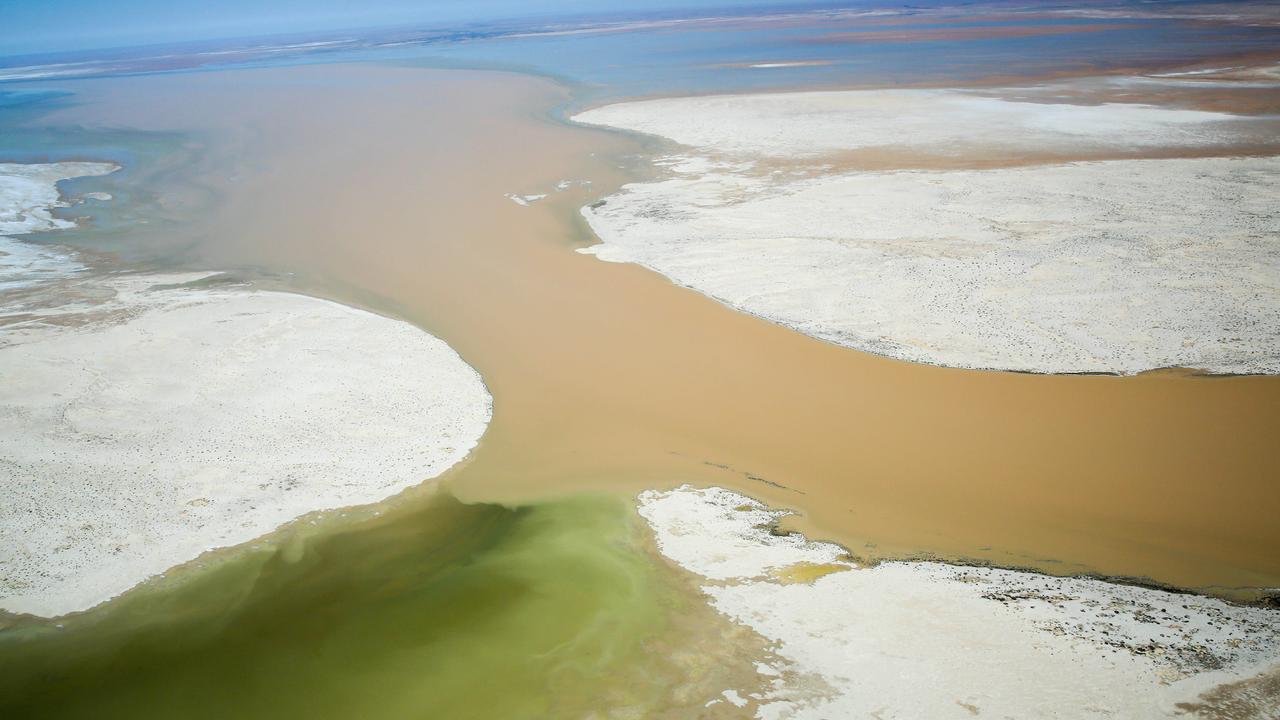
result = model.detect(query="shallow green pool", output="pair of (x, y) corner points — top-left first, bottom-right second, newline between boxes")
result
(0, 490), (747, 719)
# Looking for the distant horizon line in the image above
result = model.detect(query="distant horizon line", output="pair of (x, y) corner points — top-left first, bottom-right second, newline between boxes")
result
(0, 0), (872, 60)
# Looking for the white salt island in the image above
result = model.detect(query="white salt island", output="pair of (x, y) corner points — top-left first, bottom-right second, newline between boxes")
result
(0, 164), (492, 618)
(574, 88), (1280, 375)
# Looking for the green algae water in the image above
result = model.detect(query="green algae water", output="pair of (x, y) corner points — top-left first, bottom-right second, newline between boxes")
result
(0, 490), (749, 718)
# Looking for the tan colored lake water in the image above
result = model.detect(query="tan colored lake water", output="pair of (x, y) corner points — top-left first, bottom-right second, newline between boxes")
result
(40, 62), (1280, 597)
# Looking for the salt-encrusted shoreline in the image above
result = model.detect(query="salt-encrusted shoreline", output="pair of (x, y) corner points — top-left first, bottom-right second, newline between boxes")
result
(0, 164), (494, 618)
(574, 89), (1259, 159)
(0, 161), (119, 290)
(0, 162), (120, 237)
(639, 486), (1280, 719)
(573, 87), (1280, 375)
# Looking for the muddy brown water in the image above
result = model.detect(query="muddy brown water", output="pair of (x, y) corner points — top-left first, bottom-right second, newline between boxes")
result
(39, 62), (1280, 597)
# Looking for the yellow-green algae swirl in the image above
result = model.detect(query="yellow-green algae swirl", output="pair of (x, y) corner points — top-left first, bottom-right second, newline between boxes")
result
(0, 491), (751, 718)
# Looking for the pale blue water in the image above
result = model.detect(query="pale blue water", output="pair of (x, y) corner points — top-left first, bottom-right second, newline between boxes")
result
(3, 4), (1279, 104)
(381, 16), (1280, 101)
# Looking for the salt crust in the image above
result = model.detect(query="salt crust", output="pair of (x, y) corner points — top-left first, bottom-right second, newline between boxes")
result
(582, 156), (1280, 374)
(574, 90), (1280, 374)
(0, 162), (118, 290)
(0, 162), (119, 237)
(0, 164), (493, 617)
(573, 89), (1255, 159)
(640, 486), (1280, 719)
(505, 192), (547, 206)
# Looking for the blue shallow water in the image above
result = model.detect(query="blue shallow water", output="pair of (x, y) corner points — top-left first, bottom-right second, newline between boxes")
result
(3, 5), (1279, 103)
(379, 17), (1280, 101)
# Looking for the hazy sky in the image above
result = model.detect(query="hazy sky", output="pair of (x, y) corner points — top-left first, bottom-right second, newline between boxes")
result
(0, 0), (836, 56)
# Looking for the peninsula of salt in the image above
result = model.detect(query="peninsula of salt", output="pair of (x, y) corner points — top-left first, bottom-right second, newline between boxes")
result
(0, 164), (493, 618)
(0, 161), (118, 289)
(574, 87), (1280, 374)
(641, 486), (1280, 719)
